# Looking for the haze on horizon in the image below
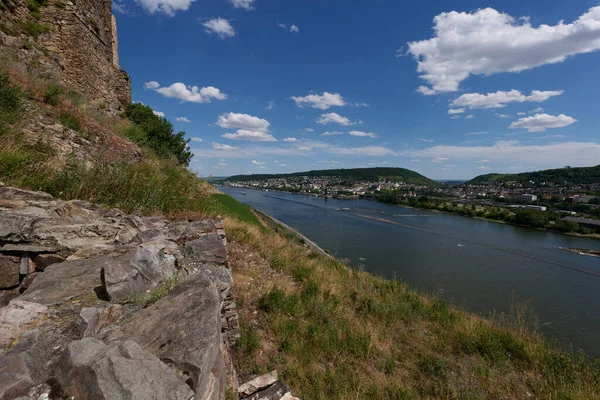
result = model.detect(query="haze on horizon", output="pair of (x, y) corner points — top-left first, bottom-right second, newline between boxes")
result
(115, 0), (600, 180)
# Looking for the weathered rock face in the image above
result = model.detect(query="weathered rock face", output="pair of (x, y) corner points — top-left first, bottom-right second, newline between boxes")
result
(57, 338), (195, 400)
(0, 186), (237, 399)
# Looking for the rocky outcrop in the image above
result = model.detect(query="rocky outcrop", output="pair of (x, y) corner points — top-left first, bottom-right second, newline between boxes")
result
(0, 186), (236, 399)
(0, 185), (301, 400)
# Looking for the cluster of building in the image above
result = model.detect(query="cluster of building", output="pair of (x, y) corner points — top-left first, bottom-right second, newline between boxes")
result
(224, 176), (431, 197)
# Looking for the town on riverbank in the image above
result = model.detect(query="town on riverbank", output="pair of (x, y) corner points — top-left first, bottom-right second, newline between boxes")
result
(222, 166), (600, 236)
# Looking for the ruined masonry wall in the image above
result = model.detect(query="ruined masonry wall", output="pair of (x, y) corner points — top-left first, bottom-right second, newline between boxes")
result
(35, 0), (131, 109)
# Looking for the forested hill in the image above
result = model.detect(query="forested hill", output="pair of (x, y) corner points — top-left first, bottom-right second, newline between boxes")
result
(224, 167), (440, 186)
(469, 165), (600, 185)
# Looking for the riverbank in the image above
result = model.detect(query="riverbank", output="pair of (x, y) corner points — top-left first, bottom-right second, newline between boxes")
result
(377, 198), (600, 240)
(226, 210), (600, 399)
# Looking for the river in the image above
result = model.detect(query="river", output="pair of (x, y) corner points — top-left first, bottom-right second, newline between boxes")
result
(220, 186), (600, 358)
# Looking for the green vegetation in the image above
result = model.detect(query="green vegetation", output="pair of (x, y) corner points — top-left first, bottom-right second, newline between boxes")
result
(225, 167), (440, 186)
(123, 103), (192, 166)
(376, 191), (598, 235)
(59, 111), (81, 132)
(43, 83), (62, 106)
(0, 72), (22, 135)
(119, 274), (182, 307)
(469, 165), (600, 185)
(17, 20), (50, 37)
(212, 194), (261, 226)
(227, 217), (600, 399)
(26, 0), (48, 19)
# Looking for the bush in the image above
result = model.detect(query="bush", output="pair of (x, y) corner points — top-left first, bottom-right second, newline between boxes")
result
(43, 83), (61, 106)
(0, 73), (22, 113)
(123, 103), (192, 166)
(59, 112), (81, 132)
(18, 21), (50, 37)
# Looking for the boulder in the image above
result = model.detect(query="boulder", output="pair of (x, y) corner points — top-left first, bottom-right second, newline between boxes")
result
(0, 254), (21, 289)
(130, 241), (177, 285)
(184, 234), (227, 266)
(19, 257), (107, 305)
(101, 253), (144, 302)
(0, 301), (48, 348)
(56, 338), (195, 400)
(31, 253), (66, 271)
(104, 273), (222, 398)
(0, 214), (37, 242)
(0, 187), (53, 202)
(242, 381), (294, 400)
(0, 328), (51, 400)
(167, 220), (215, 242)
(76, 305), (122, 338)
(238, 371), (279, 397)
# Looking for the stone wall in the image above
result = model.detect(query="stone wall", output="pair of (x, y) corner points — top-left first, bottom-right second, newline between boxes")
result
(1, 0), (132, 111)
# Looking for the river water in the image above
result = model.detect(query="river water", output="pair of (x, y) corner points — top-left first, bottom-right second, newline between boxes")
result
(220, 186), (600, 358)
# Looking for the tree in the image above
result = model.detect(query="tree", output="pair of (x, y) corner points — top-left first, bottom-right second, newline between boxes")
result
(124, 103), (192, 166)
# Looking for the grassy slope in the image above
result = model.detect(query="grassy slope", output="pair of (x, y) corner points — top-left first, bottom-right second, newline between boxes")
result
(228, 217), (600, 399)
(469, 165), (600, 185)
(225, 167), (440, 187)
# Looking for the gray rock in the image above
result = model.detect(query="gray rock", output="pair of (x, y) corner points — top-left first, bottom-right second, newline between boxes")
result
(57, 338), (195, 400)
(1, 244), (58, 253)
(130, 241), (177, 285)
(101, 253), (145, 302)
(0, 187), (53, 202)
(167, 220), (215, 242)
(0, 214), (37, 242)
(19, 257), (107, 305)
(0, 301), (48, 348)
(76, 305), (122, 338)
(184, 234), (228, 266)
(104, 274), (222, 398)
(0, 328), (51, 400)
(243, 381), (292, 400)
(0, 254), (21, 289)
(238, 371), (279, 396)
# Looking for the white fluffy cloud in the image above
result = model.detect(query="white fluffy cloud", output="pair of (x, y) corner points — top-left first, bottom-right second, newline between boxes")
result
(321, 131), (344, 136)
(146, 81), (227, 103)
(153, 111), (165, 117)
(135, 0), (196, 16)
(349, 131), (377, 138)
(222, 130), (277, 142)
(283, 137), (298, 142)
(317, 113), (355, 126)
(419, 138), (434, 142)
(408, 6), (600, 94)
(202, 18), (236, 38)
(212, 142), (237, 150)
(176, 117), (190, 123)
(190, 137), (203, 142)
(252, 160), (264, 165)
(291, 92), (346, 110)
(290, 25), (299, 33)
(216, 112), (270, 132)
(408, 140), (600, 169)
(509, 113), (577, 132)
(451, 90), (564, 109)
(229, 0), (254, 11)
(448, 108), (465, 115)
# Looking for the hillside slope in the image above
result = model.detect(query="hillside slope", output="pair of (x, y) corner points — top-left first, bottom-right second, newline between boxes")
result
(469, 165), (600, 185)
(225, 167), (440, 186)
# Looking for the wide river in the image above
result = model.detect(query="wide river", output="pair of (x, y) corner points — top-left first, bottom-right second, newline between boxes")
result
(220, 186), (600, 358)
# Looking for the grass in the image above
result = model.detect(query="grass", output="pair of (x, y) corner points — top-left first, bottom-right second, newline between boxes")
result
(226, 216), (600, 399)
(212, 193), (261, 226)
(43, 83), (61, 106)
(59, 111), (81, 132)
(18, 21), (50, 37)
(119, 274), (182, 307)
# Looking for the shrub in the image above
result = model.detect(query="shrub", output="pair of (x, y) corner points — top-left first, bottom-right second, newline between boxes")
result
(123, 103), (192, 166)
(43, 83), (61, 106)
(59, 111), (81, 132)
(18, 21), (50, 37)
(0, 73), (22, 113)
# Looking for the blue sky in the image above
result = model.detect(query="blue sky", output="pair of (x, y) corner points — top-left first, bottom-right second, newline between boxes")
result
(114, 0), (600, 179)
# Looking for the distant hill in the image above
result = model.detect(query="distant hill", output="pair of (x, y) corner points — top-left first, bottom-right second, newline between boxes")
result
(224, 167), (440, 186)
(468, 165), (600, 185)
